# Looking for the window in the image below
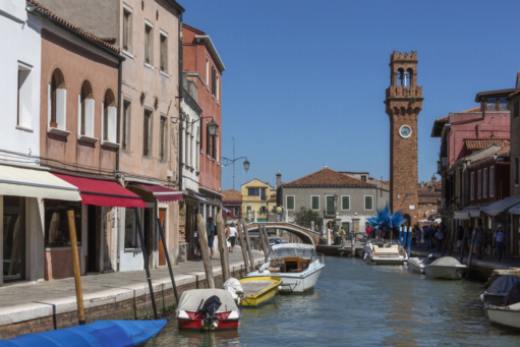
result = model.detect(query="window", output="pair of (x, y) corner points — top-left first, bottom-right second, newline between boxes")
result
(211, 67), (217, 96)
(483, 168), (488, 199)
(122, 7), (132, 52)
(205, 60), (209, 85)
(326, 196), (335, 215)
(364, 195), (374, 210)
(286, 196), (295, 210)
(49, 69), (66, 130)
(159, 32), (168, 72)
(3, 196), (26, 281)
(195, 127), (200, 170)
(490, 166), (496, 198)
(122, 100), (131, 150)
(470, 171), (475, 201)
(124, 208), (140, 249)
(17, 62), (32, 129)
(103, 90), (117, 143)
(78, 81), (94, 137)
(216, 76), (220, 101)
(143, 109), (152, 156)
(513, 100), (520, 118)
(144, 23), (153, 65)
(248, 187), (260, 196)
(45, 200), (81, 247)
(311, 196), (320, 210)
(206, 122), (218, 159)
(341, 195), (350, 210)
(159, 115), (167, 161)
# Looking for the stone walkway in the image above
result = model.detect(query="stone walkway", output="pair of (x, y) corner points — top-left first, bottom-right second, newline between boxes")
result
(0, 249), (263, 326)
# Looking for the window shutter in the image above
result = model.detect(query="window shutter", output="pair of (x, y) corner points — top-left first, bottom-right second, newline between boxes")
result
(85, 98), (95, 137)
(47, 83), (52, 126)
(77, 94), (82, 135)
(108, 106), (117, 142)
(56, 88), (67, 129)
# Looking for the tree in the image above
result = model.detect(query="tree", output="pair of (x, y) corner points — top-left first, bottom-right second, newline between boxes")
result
(294, 207), (322, 230)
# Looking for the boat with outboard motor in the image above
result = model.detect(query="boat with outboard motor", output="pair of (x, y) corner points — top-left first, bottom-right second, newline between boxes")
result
(481, 275), (520, 329)
(363, 241), (407, 265)
(0, 320), (166, 347)
(176, 289), (240, 331)
(247, 243), (324, 293)
(424, 256), (467, 280)
(407, 254), (436, 274)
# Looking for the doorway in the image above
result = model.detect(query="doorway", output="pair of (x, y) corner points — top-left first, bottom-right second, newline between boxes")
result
(3, 197), (26, 282)
(87, 205), (101, 273)
(158, 208), (167, 266)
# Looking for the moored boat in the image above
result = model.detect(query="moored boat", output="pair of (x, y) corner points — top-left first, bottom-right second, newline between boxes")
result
(0, 320), (166, 347)
(407, 254), (436, 274)
(481, 274), (520, 329)
(363, 241), (407, 265)
(239, 276), (282, 307)
(486, 303), (520, 329)
(247, 243), (325, 293)
(424, 256), (467, 280)
(176, 289), (240, 331)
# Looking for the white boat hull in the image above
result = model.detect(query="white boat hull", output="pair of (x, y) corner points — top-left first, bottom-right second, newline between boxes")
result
(486, 304), (520, 329)
(407, 257), (425, 274)
(363, 242), (406, 265)
(277, 263), (325, 293)
(424, 265), (465, 280)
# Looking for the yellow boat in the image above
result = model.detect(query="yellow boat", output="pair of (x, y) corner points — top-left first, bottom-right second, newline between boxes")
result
(239, 276), (282, 307)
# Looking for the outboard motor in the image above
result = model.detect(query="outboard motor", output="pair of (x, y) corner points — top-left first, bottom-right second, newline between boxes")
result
(199, 295), (222, 330)
(223, 278), (243, 304)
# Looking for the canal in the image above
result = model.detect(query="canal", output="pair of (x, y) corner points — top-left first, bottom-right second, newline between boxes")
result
(147, 257), (520, 346)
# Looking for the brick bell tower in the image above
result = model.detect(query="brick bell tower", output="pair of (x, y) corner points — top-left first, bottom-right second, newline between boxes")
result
(385, 51), (423, 225)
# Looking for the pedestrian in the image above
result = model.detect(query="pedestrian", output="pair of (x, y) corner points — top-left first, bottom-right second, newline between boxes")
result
(228, 223), (238, 252)
(473, 221), (483, 259)
(207, 217), (216, 257)
(495, 224), (506, 262)
(365, 223), (374, 239)
(434, 225), (444, 253)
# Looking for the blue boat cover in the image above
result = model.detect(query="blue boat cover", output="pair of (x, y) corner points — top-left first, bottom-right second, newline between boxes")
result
(0, 320), (167, 347)
(487, 275), (520, 305)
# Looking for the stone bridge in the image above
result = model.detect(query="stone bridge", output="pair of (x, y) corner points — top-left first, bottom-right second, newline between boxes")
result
(245, 222), (321, 246)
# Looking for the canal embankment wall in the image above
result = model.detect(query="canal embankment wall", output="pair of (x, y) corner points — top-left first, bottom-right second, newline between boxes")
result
(0, 256), (263, 338)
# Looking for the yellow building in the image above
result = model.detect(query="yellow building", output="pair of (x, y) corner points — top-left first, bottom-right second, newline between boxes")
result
(241, 179), (277, 222)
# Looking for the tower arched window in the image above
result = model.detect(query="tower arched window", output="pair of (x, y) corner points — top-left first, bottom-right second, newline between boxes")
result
(79, 81), (94, 137)
(406, 69), (414, 88)
(397, 68), (405, 87)
(49, 69), (66, 129)
(103, 89), (117, 143)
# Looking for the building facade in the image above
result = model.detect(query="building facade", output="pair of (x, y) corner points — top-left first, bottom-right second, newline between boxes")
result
(222, 190), (242, 222)
(241, 179), (276, 223)
(182, 24), (224, 223)
(281, 168), (387, 234)
(385, 51), (423, 224)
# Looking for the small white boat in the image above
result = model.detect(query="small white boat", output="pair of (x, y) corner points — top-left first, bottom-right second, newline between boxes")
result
(363, 241), (407, 265)
(247, 243), (325, 293)
(407, 254), (436, 274)
(424, 256), (467, 280)
(481, 274), (520, 329)
(486, 303), (520, 329)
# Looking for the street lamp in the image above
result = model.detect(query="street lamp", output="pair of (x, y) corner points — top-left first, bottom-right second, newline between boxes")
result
(222, 137), (250, 190)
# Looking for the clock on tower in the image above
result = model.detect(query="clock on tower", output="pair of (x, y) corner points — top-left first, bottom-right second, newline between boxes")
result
(385, 51), (423, 225)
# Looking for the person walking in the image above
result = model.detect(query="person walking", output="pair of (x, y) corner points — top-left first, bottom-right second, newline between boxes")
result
(495, 224), (506, 262)
(207, 217), (216, 257)
(228, 223), (238, 252)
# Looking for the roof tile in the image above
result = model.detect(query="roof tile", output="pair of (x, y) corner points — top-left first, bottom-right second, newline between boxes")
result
(283, 168), (375, 189)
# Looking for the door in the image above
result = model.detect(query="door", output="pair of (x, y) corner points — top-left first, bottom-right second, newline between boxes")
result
(87, 206), (100, 273)
(3, 197), (26, 282)
(158, 208), (167, 266)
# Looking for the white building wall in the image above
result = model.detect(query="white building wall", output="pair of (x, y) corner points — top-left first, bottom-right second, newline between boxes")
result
(0, 4), (41, 165)
(181, 100), (200, 193)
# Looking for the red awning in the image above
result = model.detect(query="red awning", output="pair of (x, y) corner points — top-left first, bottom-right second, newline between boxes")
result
(131, 183), (183, 202)
(54, 174), (146, 208)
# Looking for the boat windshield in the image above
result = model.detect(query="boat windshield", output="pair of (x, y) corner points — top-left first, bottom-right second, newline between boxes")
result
(269, 246), (316, 260)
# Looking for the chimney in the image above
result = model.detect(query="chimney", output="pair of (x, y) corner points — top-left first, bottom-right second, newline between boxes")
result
(276, 172), (282, 188)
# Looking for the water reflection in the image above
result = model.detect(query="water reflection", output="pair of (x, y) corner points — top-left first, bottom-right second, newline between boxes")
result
(148, 257), (520, 347)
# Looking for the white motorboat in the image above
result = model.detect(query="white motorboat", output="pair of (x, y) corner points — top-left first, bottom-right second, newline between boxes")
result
(424, 256), (467, 280)
(406, 254), (436, 274)
(247, 243), (325, 293)
(363, 241), (407, 265)
(481, 274), (520, 329)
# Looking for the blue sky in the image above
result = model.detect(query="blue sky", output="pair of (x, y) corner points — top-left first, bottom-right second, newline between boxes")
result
(182, 0), (520, 189)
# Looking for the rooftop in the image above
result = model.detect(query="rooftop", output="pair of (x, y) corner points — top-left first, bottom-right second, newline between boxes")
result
(283, 167), (375, 189)
(222, 190), (242, 203)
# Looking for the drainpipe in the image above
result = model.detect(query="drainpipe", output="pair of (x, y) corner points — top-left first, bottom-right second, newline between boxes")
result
(177, 14), (184, 192)
(116, 57), (123, 174)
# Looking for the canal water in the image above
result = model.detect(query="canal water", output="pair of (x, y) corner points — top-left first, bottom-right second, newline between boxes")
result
(147, 257), (520, 347)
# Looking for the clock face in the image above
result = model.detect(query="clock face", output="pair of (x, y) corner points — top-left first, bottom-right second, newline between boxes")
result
(399, 125), (412, 139)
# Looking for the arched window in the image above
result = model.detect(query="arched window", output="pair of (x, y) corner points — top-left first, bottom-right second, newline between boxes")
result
(49, 69), (66, 129)
(406, 68), (414, 88)
(79, 81), (94, 137)
(397, 68), (405, 87)
(103, 89), (117, 143)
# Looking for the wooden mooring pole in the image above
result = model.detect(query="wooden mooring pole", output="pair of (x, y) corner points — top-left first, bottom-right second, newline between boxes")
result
(241, 221), (256, 271)
(237, 222), (251, 273)
(197, 213), (215, 288)
(134, 209), (158, 319)
(216, 213), (231, 282)
(259, 225), (270, 262)
(67, 210), (86, 325)
(156, 218), (179, 303)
